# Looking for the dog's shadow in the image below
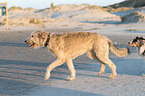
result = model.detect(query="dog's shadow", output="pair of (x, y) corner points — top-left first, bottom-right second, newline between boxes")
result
(0, 57), (144, 82)
(112, 58), (145, 76)
(73, 57), (145, 78)
(0, 59), (47, 81)
(0, 42), (28, 47)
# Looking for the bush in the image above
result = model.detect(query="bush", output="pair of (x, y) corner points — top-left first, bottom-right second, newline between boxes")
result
(51, 2), (54, 8)
(29, 18), (43, 24)
(121, 12), (145, 23)
(9, 6), (23, 11)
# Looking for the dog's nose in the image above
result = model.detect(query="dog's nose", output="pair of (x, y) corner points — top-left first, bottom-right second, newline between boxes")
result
(24, 40), (27, 43)
(128, 42), (130, 44)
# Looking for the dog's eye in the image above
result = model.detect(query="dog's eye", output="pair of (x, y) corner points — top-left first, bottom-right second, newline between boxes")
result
(31, 35), (34, 37)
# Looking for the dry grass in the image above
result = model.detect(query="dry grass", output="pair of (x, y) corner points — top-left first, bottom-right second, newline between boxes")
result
(9, 6), (23, 12)
(62, 24), (69, 26)
(25, 7), (37, 11)
(126, 29), (145, 31)
(7, 17), (45, 27)
(121, 12), (145, 23)
(29, 18), (45, 28)
(105, 7), (133, 12)
(0, 20), (5, 25)
(82, 5), (104, 10)
(8, 17), (29, 26)
(29, 18), (43, 24)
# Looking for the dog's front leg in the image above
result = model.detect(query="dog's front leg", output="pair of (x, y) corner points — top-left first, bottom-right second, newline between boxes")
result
(66, 59), (75, 81)
(44, 59), (65, 80)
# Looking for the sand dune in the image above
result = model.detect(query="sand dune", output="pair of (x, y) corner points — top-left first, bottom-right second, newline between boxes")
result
(1, 4), (145, 29)
(0, 4), (121, 28)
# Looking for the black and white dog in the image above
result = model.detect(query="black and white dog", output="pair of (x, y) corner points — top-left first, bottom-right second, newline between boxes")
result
(128, 36), (145, 57)
(128, 36), (145, 76)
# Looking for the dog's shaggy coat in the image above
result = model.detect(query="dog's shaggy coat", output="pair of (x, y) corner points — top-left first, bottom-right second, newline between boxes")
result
(25, 31), (129, 81)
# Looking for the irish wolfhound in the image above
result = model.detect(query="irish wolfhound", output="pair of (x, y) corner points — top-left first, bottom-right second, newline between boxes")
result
(25, 30), (129, 81)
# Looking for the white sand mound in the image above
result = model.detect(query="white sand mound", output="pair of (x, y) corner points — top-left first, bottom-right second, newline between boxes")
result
(5, 4), (120, 27)
(44, 4), (120, 21)
(121, 11), (145, 23)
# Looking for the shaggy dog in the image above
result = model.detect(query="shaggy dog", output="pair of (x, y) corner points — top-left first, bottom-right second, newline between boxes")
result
(25, 30), (129, 81)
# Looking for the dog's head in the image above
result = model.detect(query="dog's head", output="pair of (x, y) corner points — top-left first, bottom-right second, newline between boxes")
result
(128, 36), (145, 47)
(25, 30), (50, 49)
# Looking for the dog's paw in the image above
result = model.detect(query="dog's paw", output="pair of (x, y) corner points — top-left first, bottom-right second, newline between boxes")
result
(66, 77), (75, 81)
(44, 73), (50, 80)
(44, 76), (49, 80)
(109, 75), (116, 79)
(141, 74), (145, 77)
(98, 74), (102, 77)
(98, 72), (103, 77)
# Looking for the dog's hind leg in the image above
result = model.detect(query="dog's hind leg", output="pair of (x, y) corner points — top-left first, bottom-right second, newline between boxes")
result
(101, 58), (117, 78)
(95, 54), (117, 78)
(44, 59), (65, 80)
(93, 42), (117, 78)
(66, 59), (75, 81)
(87, 50), (106, 76)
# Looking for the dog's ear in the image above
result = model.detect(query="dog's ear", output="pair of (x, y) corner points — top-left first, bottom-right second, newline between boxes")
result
(38, 32), (42, 38)
(140, 36), (145, 40)
(49, 33), (53, 38)
(136, 36), (139, 39)
(38, 31), (47, 39)
(42, 33), (46, 39)
(42, 32), (49, 39)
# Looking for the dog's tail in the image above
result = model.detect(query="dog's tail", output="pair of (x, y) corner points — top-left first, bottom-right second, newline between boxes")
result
(106, 37), (129, 57)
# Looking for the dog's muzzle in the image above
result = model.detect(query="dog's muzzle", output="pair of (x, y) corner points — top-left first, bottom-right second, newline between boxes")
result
(24, 40), (35, 47)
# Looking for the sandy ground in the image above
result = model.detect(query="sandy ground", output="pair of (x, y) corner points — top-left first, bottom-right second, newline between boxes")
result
(0, 4), (145, 95)
(0, 22), (145, 96)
